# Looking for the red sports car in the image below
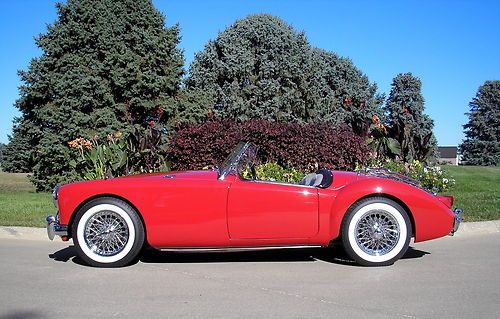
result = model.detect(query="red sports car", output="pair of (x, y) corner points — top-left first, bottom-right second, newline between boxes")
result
(47, 142), (461, 267)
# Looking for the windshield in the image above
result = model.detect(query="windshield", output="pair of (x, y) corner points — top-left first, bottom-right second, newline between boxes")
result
(218, 142), (258, 180)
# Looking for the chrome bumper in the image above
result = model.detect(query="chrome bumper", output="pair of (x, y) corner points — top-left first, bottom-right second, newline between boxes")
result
(46, 215), (68, 240)
(450, 208), (462, 236)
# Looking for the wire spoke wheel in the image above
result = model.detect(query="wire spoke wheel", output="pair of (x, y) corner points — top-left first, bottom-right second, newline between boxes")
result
(73, 198), (145, 267)
(342, 197), (411, 266)
(84, 211), (130, 257)
(355, 210), (400, 256)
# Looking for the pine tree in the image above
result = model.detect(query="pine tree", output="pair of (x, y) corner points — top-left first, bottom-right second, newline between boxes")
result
(184, 14), (380, 131)
(460, 80), (500, 166)
(0, 142), (6, 167)
(310, 49), (382, 135)
(4, 0), (183, 190)
(1, 118), (34, 173)
(385, 73), (437, 163)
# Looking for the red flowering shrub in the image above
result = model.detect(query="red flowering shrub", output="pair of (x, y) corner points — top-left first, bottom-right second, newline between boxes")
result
(167, 119), (368, 171)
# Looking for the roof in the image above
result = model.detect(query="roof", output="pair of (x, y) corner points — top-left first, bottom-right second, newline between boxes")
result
(438, 146), (457, 158)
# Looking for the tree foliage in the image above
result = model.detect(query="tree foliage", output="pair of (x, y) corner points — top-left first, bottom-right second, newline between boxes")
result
(3, 0), (183, 190)
(460, 80), (500, 166)
(1, 118), (34, 173)
(384, 73), (437, 163)
(184, 14), (381, 134)
(0, 142), (6, 166)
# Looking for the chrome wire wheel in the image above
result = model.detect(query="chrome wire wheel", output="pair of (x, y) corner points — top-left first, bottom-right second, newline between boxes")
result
(342, 198), (411, 266)
(74, 199), (144, 267)
(84, 211), (129, 257)
(354, 210), (400, 256)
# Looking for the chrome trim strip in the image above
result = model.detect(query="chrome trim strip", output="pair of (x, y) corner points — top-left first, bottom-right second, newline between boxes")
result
(160, 245), (323, 253)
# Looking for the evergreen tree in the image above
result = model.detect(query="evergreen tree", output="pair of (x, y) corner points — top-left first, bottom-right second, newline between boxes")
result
(0, 142), (5, 167)
(4, 0), (183, 190)
(185, 14), (380, 132)
(1, 118), (34, 173)
(460, 80), (500, 166)
(310, 49), (382, 135)
(385, 73), (437, 162)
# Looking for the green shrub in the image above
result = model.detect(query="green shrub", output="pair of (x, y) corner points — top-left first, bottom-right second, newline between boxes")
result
(167, 119), (369, 172)
(242, 162), (304, 183)
(358, 159), (455, 193)
(68, 133), (128, 180)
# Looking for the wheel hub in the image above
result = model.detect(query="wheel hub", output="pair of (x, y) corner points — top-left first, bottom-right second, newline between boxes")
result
(84, 211), (129, 257)
(355, 210), (400, 256)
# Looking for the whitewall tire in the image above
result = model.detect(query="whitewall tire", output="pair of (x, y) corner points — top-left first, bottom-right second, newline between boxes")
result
(73, 197), (144, 267)
(341, 197), (411, 266)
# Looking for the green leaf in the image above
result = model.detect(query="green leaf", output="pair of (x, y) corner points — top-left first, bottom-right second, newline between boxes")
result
(387, 138), (401, 155)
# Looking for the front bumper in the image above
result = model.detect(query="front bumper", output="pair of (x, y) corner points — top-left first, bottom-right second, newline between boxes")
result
(46, 215), (68, 240)
(450, 208), (462, 235)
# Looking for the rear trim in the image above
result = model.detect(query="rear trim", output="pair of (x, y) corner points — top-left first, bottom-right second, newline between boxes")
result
(450, 208), (462, 235)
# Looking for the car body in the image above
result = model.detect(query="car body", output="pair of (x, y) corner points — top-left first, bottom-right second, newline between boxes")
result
(47, 142), (461, 267)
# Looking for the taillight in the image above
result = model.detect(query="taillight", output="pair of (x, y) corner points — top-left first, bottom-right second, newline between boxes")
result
(437, 195), (454, 209)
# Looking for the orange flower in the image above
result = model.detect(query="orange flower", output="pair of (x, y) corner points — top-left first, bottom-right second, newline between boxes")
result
(68, 137), (93, 154)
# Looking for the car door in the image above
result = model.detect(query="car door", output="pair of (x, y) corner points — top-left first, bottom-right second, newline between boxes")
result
(227, 178), (319, 239)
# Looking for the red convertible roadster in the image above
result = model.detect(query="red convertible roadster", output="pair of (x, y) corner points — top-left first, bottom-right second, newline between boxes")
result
(47, 142), (461, 267)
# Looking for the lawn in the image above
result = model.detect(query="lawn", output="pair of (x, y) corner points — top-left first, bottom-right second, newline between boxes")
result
(442, 165), (499, 222)
(0, 171), (53, 227)
(0, 166), (498, 227)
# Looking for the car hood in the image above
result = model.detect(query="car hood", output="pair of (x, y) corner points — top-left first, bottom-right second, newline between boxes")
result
(116, 169), (219, 181)
(61, 169), (219, 190)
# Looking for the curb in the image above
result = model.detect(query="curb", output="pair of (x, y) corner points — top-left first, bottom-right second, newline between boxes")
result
(1, 220), (499, 241)
(453, 220), (500, 237)
(0, 226), (49, 241)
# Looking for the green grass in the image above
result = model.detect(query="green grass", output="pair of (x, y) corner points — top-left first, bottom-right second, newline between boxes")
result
(0, 171), (53, 227)
(442, 166), (499, 222)
(0, 166), (498, 227)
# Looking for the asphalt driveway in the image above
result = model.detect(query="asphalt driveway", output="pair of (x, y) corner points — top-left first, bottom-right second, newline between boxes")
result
(0, 231), (499, 319)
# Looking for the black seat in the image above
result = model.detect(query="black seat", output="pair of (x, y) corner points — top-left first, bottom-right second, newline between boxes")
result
(298, 173), (318, 186)
(298, 169), (333, 188)
(314, 169), (333, 188)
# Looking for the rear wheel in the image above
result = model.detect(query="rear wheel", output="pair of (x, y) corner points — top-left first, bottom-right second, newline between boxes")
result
(72, 197), (144, 267)
(341, 197), (411, 266)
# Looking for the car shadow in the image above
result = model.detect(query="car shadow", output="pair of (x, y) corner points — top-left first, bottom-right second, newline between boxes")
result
(139, 245), (430, 266)
(48, 245), (429, 267)
(0, 310), (48, 319)
(48, 245), (86, 266)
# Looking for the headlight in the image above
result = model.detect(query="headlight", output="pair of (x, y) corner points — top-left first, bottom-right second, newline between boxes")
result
(52, 185), (61, 209)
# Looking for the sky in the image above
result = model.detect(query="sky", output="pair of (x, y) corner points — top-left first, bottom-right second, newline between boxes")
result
(0, 0), (499, 146)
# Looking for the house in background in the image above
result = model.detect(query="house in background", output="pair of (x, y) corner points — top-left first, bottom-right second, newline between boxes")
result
(438, 146), (461, 165)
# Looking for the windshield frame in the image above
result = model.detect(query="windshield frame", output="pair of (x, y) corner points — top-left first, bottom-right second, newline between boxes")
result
(218, 142), (258, 180)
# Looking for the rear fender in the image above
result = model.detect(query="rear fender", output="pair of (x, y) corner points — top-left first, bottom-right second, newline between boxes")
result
(328, 179), (454, 242)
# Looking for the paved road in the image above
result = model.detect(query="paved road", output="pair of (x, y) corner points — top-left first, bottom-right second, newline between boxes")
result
(0, 233), (499, 319)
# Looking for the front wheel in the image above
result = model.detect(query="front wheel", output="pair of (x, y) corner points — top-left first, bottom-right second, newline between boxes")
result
(341, 197), (411, 266)
(72, 197), (145, 267)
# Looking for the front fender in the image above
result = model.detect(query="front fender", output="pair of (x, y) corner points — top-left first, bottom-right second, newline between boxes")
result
(328, 178), (455, 242)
